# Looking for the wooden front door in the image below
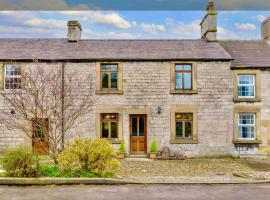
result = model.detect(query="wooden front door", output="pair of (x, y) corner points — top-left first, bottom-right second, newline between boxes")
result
(130, 115), (147, 155)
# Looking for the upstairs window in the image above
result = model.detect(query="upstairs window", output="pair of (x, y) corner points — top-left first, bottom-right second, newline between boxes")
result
(238, 113), (256, 140)
(238, 75), (255, 98)
(101, 64), (118, 89)
(175, 113), (193, 139)
(4, 65), (21, 90)
(175, 64), (192, 90)
(101, 113), (118, 139)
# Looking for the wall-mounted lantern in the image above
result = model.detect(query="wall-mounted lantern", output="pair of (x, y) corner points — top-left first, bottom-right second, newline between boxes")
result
(156, 106), (162, 115)
(11, 109), (15, 115)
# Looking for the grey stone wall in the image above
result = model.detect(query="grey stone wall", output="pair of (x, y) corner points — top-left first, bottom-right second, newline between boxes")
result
(1, 61), (269, 157)
(64, 61), (235, 157)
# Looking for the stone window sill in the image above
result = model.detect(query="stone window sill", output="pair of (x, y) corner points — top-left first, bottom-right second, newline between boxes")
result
(105, 139), (121, 144)
(170, 90), (198, 95)
(233, 97), (261, 102)
(233, 140), (262, 144)
(96, 90), (123, 95)
(170, 139), (198, 144)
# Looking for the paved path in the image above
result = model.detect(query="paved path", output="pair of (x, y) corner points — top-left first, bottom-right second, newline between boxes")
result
(1, 184), (270, 200)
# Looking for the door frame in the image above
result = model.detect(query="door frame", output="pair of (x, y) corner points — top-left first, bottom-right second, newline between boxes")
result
(129, 114), (147, 155)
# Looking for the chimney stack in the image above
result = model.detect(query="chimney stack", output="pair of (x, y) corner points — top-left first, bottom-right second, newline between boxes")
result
(262, 17), (270, 41)
(200, 1), (218, 42)
(67, 20), (82, 42)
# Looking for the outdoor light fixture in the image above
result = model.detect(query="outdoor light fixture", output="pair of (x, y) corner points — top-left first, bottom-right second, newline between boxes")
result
(10, 109), (15, 115)
(156, 106), (161, 115)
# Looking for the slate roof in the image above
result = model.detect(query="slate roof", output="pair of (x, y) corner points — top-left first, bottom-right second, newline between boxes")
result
(220, 40), (270, 68)
(0, 39), (232, 61)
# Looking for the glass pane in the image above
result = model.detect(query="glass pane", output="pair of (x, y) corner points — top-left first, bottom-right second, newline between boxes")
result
(185, 122), (192, 138)
(184, 65), (191, 70)
(238, 86), (255, 97)
(184, 72), (191, 89)
(110, 65), (118, 71)
(101, 64), (110, 71)
(185, 113), (193, 120)
(102, 122), (109, 138)
(176, 122), (183, 138)
(132, 118), (137, 136)
(139, 117), (144, 136)
(238, 75), (254, 84)
(175, 65), (183, 70)
(175, 73), (182, 89)
(101, 73), (109, 88)
(176, 113), (183, 120)
(238, 126), (255, 139)
(239, 114), (255, 125)
(111, 122), (118, 138)
(111, 73), (118, 88)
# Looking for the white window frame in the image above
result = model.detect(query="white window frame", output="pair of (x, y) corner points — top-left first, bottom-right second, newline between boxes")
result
(237, 75), (255, 98)
(238, 113), (256, 140)
(4, 65), (21, 91)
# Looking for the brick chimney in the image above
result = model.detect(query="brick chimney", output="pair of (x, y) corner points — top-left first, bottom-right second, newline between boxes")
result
(67, 21), (82, 42)
(262, 17), (270, 41)
(200, 1), (218, 42)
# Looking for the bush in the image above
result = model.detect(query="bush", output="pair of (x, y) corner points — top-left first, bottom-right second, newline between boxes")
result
(118, 140), (125, 153)
(1, 146), (40, 177)
(150, 140), (158, 153)
(58, 138), (120, 177)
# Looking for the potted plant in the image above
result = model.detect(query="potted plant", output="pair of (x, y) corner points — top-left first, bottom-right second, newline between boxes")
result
(149, 140), (158, 159)
(117, 140), (125, 159)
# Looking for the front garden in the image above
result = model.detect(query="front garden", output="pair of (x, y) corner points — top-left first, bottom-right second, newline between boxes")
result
(0, 138), (120, 178)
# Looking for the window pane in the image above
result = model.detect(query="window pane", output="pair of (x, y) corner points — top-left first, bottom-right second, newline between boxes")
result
(101, 64), (109, 71)
(185, 122), (192, 138)
(175, 65), (183, 70)
(132, 118), (137, 136)
(102, 122), (109, 138)
(239, 114), (255, 125)
(111, 122), (118, 138)
(176, 113), (184, 120)
(184, 72), (191, 89)
(139, 117), (144, 136)
(185, 113), (193, 120)
(175, 73), (182, 89)
(176, 122), (183, 138)
(184, 65), (191, 70)
(238, 75), (254, 84)
(111, 73), (118, 88)
(101, 73), (109, 88)
(238, 86), (255, 97)
(110, 65), (118, 71)
(238, 126), (255, 139)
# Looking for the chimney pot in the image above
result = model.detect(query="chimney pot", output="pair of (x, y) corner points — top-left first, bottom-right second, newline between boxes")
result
(262, 17), (270, 41)
(67, 20), (82, 42)
(200, 1), (217, 42)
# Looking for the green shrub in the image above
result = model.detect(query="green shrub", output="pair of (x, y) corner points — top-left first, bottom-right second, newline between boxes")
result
(58, 138), (120, 177)
(150, 140), (158, 153)
(118, 140), (125, 153)
(1, 146), (40, 177)
(41, 165), (59, 177)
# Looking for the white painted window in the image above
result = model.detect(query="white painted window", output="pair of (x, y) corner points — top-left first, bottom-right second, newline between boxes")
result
(238, 113), (256, 140)
(4, 65), (21, 90)
(238, 75), (255, 98)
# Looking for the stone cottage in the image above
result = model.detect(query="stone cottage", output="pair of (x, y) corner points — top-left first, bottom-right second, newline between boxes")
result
(0, 3), (269, 157)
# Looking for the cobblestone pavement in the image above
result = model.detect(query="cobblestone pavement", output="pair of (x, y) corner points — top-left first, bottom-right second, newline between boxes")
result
(116, 158), (259, 182)
(1, 184), (270, 200)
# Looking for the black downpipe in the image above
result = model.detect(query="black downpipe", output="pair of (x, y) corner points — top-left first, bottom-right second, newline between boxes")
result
(61, 62), (65, 150)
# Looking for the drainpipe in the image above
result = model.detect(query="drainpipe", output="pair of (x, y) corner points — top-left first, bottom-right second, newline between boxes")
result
(61, 62), (65, 150)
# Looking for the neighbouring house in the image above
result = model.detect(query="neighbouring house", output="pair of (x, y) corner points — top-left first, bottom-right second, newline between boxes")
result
(0, 3), (269, 157)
